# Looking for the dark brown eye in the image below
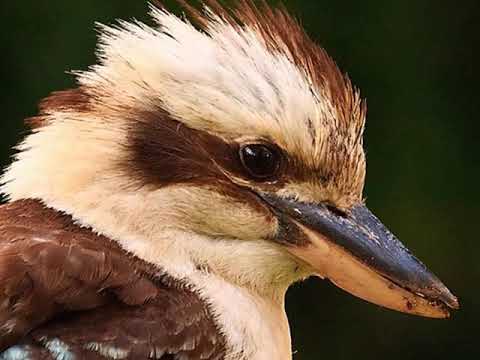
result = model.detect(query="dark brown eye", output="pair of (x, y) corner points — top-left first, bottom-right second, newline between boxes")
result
(239, 144), (280, 179)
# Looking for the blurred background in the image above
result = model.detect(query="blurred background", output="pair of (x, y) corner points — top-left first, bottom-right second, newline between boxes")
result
(0, 0), (477, 359)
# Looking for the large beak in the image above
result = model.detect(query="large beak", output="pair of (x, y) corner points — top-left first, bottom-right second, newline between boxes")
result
(261, 194), (459, 318)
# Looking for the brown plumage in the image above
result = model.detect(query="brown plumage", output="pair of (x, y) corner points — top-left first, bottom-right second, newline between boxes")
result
(26, 88), (92, 129)
(0, 200), (226, 359)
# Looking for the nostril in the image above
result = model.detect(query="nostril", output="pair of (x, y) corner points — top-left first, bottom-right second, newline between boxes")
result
(326, 204), (348, 218)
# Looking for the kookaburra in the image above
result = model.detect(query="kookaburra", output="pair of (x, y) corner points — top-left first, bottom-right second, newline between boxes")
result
(0, 1), (458, 359)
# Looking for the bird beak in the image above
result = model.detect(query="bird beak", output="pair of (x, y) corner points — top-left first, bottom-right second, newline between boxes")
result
(260, 194), (459, 318)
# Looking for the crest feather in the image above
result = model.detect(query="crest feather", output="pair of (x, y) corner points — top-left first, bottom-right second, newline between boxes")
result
(167, 0), (366, 134)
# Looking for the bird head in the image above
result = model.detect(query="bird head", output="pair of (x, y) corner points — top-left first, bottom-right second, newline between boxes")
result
(1, 1), (458, 317)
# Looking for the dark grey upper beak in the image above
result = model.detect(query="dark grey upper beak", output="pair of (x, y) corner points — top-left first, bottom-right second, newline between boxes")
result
(260, 194), (459, 316)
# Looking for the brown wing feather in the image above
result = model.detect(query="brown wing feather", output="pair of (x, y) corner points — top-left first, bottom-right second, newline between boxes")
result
(0, 200), (226, 359)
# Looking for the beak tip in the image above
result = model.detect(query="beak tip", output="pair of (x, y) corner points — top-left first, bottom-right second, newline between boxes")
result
(431, 281), (460, 311)
(446, 294), (460, 310)
(413, 276), (459, 315)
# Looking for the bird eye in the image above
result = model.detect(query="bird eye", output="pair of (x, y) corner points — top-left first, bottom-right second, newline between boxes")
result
(239, 144), (280, 180)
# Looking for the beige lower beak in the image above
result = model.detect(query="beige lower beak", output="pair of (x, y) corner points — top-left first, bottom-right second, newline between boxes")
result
(288, 225), (453, 318)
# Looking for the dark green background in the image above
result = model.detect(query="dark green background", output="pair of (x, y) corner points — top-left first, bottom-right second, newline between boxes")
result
(0, 0), (477, 359)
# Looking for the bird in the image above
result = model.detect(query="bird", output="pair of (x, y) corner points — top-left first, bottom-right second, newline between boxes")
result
(0, 1), (459, 359)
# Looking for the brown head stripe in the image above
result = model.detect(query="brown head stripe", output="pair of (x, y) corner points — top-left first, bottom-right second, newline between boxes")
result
(26, 87), (92, 129)
(126, 107), (245, 186)
(122, 107), (281, 217)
